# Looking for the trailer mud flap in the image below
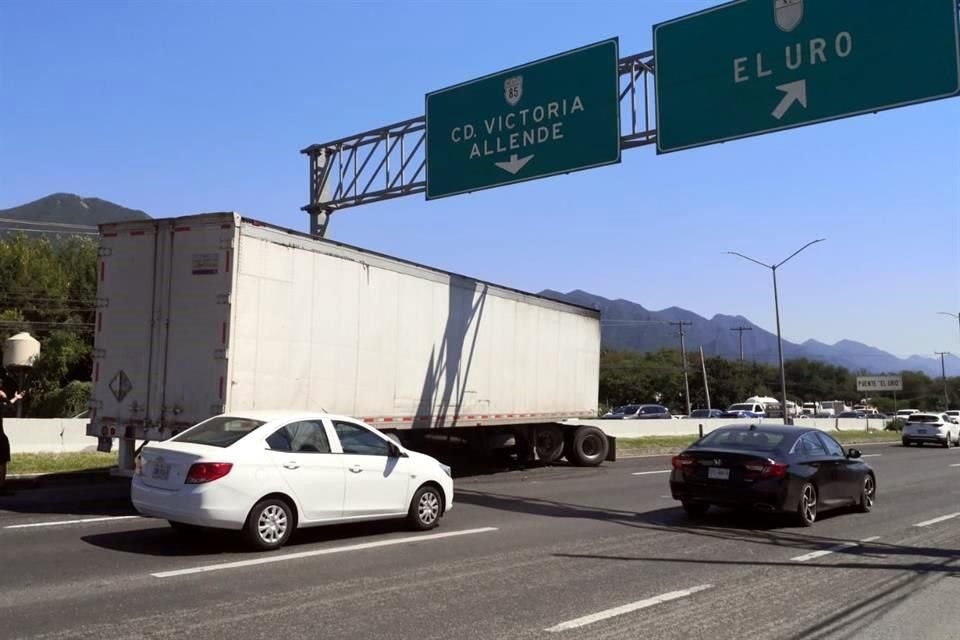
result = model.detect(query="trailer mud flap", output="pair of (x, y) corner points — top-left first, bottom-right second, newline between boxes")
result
(606, 435), (616, 462)
(97, 437), (113, 453)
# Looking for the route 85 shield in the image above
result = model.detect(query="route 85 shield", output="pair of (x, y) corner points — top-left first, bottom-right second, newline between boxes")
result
(774, 0), (803, 32)
(504, 75), (523, 106)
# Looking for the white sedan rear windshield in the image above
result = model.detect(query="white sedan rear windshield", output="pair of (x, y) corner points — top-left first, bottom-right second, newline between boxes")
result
(907, 415), (941, 423)
(174, 417), (267, 447)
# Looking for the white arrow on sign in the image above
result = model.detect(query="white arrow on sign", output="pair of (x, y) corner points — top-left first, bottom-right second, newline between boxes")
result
(494, 153), (534, 175)
(772, 79), (807, 120)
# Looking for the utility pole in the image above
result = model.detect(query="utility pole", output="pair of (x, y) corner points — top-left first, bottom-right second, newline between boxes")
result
(730, 326), (753, 362)
(671, 321), (693, 415)
(700, 345), (711, 411)
(935, 351), (951, 410)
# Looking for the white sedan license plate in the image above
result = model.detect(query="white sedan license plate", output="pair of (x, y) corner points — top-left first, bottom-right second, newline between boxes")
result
(918, 429), (927, 434)
(152, 461), (171, 480)
(708, 467), (730, 480)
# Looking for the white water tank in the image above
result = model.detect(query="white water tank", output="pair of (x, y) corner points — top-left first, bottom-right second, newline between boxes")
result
(3, 332), (40, 368)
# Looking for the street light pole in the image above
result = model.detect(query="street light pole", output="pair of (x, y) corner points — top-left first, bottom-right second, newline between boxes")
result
(938, 311), (960, 351)
(726, 238), (826, 426)
(772, 266), (788, 423)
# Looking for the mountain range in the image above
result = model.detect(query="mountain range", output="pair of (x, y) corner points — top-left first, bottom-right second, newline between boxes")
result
(541, 289), (960, 378)
(0, 193), (150, 237)
(1, 194), (954, 378)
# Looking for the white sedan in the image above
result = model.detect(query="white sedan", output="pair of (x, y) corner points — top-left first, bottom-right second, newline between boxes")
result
(132, 411), (454, 550)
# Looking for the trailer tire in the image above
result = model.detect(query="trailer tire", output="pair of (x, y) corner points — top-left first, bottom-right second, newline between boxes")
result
(534, 425), (565, 464)
(567, 426), (609, 467)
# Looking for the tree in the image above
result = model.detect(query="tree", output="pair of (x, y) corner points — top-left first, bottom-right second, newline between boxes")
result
(0, 234), (97, 417)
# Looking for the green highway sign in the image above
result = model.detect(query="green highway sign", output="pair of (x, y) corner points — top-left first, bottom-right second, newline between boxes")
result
(425, 39), (620, 199)
(654, 0), (960, 153)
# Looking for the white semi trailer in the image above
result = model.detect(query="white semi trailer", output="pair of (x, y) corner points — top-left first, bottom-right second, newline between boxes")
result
(87, 213), (611, 472)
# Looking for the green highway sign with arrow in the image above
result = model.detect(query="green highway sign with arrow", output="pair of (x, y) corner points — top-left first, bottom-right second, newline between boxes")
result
(654, 0), (960, 153)
(425, 39), (621, 200)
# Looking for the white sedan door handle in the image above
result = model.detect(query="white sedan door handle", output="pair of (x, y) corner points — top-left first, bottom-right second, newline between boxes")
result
(283, 462), (300, 470)
(349, 465), (363, 474)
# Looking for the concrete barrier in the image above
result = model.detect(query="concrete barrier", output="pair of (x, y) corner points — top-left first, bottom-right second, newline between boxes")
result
(569, 417), (892, 439)
(4, 419), (95, 454)
(3, 415), (894, 454)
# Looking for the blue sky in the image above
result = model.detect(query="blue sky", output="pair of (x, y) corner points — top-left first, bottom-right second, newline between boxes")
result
(1, 0), (958, 359)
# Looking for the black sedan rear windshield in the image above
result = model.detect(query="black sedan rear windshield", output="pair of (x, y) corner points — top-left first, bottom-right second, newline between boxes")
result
(174, 417), (266, 447)
(693, 429), (787, 452)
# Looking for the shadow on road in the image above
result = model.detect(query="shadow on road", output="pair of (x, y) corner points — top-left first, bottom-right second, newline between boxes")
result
(0, 481), (134, 518)
(455, 488), (960, 561)
(80, 517), (421, 557)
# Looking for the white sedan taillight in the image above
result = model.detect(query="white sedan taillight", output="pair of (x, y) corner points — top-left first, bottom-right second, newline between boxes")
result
(185, 462), (233, 484)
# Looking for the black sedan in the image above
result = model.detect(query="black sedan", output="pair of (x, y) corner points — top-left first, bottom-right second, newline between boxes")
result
(669, 424), (875, 526)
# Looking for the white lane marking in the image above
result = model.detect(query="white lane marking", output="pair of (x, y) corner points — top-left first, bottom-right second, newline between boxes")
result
(914, 513), (960, 528)
(949, 463), (960, 467)
(545, 584), (713, 632)
(632, 470), (671, 476)
(152, 527), (499, 578)
(860, 454), (882, 458)
(4, 515), (140, 530)
(791, 536), (880, 562)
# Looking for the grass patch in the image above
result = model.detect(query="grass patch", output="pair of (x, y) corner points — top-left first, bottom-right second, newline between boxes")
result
(8, 452), (118, 475)
(617, 429), (899, 456)
(831, 430), (900, 444)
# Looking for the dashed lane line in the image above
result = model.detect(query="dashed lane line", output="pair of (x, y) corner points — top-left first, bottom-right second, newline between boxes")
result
(3, 515), (141, 530)
(791, 536), (880, 562)
(914, 513), (960, 528)
(545, 585), (713, 632)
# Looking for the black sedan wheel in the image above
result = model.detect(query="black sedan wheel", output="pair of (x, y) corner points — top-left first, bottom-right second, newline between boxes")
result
(857, 474), (876, 513)
(796, 483), (817, 527)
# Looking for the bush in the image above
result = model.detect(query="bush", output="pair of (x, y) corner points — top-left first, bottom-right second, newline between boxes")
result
(885, 418), (906, 432)
(29, 380), (91, 418)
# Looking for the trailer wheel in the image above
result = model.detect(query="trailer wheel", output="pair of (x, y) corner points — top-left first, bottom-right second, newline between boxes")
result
(534, 425), (565, 464)
(567, 426), (609, 467)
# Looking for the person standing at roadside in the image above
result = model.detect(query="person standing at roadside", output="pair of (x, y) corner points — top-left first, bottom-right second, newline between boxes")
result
(0, 388), (25, 495)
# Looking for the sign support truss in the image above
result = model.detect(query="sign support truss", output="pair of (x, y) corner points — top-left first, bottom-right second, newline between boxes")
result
(301, 49), (655, 237)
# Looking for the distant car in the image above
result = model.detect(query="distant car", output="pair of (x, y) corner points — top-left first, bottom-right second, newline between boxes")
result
(602, 404), (671, 420)
(724, 403), (767, 418)
(895, 409), (919, 420)
(945, 410), (960, 424)
(689, 409), (725, 419)
(602, 404), (643, 419)
(723, 403), (765, 419)
(902, 413), (960, 448)
(837, 411), (863, 419)
(132, 411), (454, 550)
(670, 424), (875, 526)
(724, 410), (764, 419)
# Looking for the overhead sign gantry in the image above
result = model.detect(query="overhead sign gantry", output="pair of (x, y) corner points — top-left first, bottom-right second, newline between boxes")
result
(301, 0), (960, 237)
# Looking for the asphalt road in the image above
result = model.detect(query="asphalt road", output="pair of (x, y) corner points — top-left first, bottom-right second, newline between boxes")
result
(1, 443), (959, 640)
